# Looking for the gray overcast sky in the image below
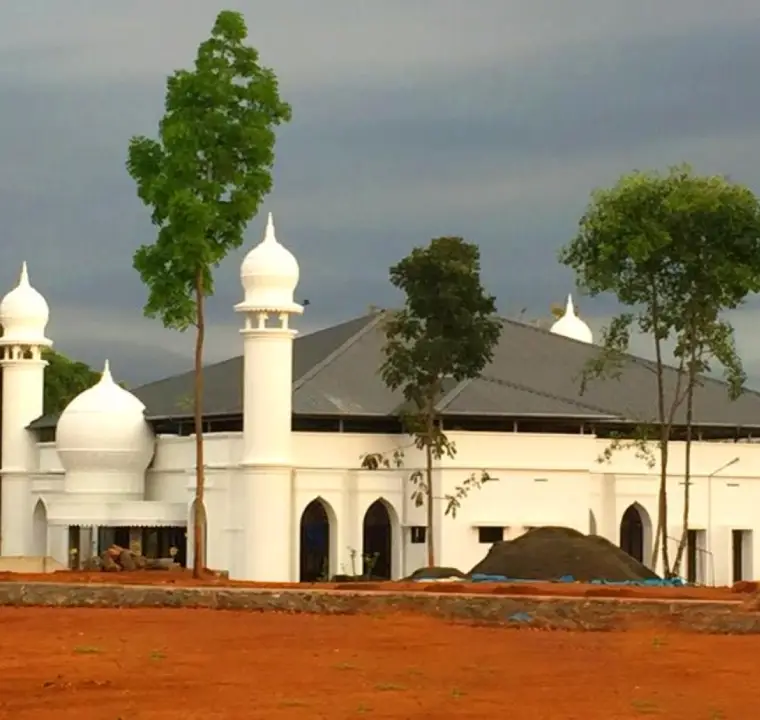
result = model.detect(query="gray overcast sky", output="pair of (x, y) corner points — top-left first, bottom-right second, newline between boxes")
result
(2, 0), (760, 385)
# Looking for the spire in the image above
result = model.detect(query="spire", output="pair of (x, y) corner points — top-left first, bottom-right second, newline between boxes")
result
(101, 359), (112, 383)
(18, 261), (29, 287)
(264, 212), (277, 243)
(565, 294), (575, 316)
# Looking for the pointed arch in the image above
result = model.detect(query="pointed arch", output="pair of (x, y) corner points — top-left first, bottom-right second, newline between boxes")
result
(299, 497), (337, 581)
(619, 502), (653, 566)
(362, 498), (400, 580)
(32, 498), (48, 557)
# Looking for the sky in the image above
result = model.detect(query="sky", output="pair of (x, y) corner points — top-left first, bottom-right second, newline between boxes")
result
(2, 1), (760, 385)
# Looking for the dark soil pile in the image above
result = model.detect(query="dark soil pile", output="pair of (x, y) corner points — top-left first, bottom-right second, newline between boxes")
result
(469, 526), (659, 582)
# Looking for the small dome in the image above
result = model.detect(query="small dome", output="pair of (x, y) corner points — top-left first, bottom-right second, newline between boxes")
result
(550, 295), (593, 344)
(0, 262), (51, 345)
(56, 360), (154, 476)
(239, 212), (301, 311)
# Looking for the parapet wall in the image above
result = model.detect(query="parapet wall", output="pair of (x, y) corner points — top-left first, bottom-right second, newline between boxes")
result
(0, 582), (758, 633)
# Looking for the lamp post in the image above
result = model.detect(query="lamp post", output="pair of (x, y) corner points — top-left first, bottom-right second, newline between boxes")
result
(706, 456), (740, 557)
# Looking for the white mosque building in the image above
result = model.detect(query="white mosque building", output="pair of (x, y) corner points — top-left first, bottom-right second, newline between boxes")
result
(2, 213), (760, 585)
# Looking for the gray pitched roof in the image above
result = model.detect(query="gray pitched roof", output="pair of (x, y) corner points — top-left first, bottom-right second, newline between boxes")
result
(29, 311), (760, 430)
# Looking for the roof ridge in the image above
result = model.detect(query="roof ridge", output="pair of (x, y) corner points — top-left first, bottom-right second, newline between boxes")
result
(292, 312), (385, 392)
(435, 379), (475, 412)
(498, 314), (760, 400)
(479, 374), (621, 418)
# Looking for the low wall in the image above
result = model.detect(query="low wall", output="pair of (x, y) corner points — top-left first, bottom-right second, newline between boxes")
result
(0, 582), (758, 633)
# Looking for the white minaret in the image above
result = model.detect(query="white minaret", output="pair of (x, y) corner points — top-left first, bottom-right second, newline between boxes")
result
(234, 212), (303, 581)
(0, 262), (52, 556)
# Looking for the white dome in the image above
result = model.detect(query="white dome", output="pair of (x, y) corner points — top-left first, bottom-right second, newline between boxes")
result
(239, 212), (301, 311)
(550, 295), (593, 344)
(56, 360), (154, 476)
(0, 262), (51, 345)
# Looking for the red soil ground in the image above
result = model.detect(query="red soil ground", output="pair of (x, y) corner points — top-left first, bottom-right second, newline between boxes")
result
(0, 568), (752, 601)
(0, 607), (755, 719)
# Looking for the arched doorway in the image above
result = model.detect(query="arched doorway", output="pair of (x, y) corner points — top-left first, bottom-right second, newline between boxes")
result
(619, 503), (650, 563)
(300, 499), (332, 581)
(32, 499), (48, 557)
(187, 499), (207, 569)
(362, 500), (393, 580)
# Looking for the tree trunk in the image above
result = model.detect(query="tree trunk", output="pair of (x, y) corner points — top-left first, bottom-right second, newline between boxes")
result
(192, 269), (206, 579)
(673, 346), (698, 577)
(651, 294), (671, 576)
(423, 395), (438, 567)
(657, 436), (670, 575)
(425, 433), (435, 567)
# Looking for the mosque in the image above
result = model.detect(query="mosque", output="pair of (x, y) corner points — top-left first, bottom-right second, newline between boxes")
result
(2, 213), (760, 585)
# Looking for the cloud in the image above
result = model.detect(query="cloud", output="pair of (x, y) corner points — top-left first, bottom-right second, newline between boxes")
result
(1, 1), (760, 386)
(4, 1), (756, 89)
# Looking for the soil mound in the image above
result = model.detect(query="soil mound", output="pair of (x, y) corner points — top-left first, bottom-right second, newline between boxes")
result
(469, 526), (659, 582)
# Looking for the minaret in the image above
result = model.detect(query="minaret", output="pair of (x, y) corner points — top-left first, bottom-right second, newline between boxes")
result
(0, 262), (52, 556)
(234, 213), (303, 581)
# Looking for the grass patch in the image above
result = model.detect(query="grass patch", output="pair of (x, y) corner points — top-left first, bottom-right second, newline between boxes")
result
(631, 699), (661, 714)
(279, 699), (309, 708)
(72, 645), (102, 655)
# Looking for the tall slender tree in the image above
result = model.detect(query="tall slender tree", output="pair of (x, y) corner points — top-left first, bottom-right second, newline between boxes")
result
(375, 236), (501, 567)
(126, 10), (292, 577)
(560, 165), (760, 576)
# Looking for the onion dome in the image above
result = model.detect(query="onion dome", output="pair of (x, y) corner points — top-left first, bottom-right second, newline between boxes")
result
(549, 294), (593, 344)
(56, 360), (154, 481)
(0, 262), (51, 346)
(239, 212), (302, 312)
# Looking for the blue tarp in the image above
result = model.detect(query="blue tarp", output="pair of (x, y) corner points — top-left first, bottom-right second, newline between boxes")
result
(466, 573), (687, 587)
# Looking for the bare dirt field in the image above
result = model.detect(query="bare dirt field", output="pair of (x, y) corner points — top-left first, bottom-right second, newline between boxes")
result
(0, 569), (752, 602)
(0, 606), (755, 720)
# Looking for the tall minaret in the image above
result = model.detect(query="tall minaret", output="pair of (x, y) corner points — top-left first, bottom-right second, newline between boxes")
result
(234, 213), (303, 581)
(0, 262), (52, 556)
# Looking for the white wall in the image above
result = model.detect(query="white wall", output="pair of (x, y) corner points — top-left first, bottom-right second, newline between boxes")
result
(24, 428), (760, 584)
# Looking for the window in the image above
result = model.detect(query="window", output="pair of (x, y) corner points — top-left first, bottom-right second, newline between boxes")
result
(478, 526), (503, 544)
(410, 526), (426, 544)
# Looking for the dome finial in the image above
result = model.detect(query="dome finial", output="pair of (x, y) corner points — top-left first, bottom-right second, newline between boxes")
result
(102, 359), (112, 381)
(565, 294), (575, 316)
(19, 261), (30, 287)
(264, 212), (277, 243)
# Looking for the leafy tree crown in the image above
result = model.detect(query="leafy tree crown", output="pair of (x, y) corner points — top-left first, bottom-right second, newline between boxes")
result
(126, 10), (292, 329)
(380, 236), (501, 407)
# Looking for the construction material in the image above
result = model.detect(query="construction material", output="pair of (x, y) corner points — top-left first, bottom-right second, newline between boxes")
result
(469, 526), (659, 583)
(84, 545), (181, 572)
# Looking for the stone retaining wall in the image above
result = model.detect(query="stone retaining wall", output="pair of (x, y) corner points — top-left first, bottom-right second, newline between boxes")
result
(0, 582), (758, 633)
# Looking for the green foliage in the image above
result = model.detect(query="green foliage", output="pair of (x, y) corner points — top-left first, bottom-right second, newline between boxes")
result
(125, 10), (291, 577)
(561, 164), (760, 395)
(381, 237), (502, 397)
(126, 9), (292, 329)
(360, 448), (494, 518)
(42, 348), (101, 415)
(373, 237), (502, 564)
(560, 164), (760, 575)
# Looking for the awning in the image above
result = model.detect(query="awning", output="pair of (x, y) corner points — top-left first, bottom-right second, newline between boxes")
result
(46, 500), (187, 527)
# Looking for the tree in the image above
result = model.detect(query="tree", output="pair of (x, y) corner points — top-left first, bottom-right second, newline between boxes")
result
(125, 10), (292, 578)
(42, 349), (102, 415)
(365, 237), (501, 567)
(559, 165), (760, 577)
